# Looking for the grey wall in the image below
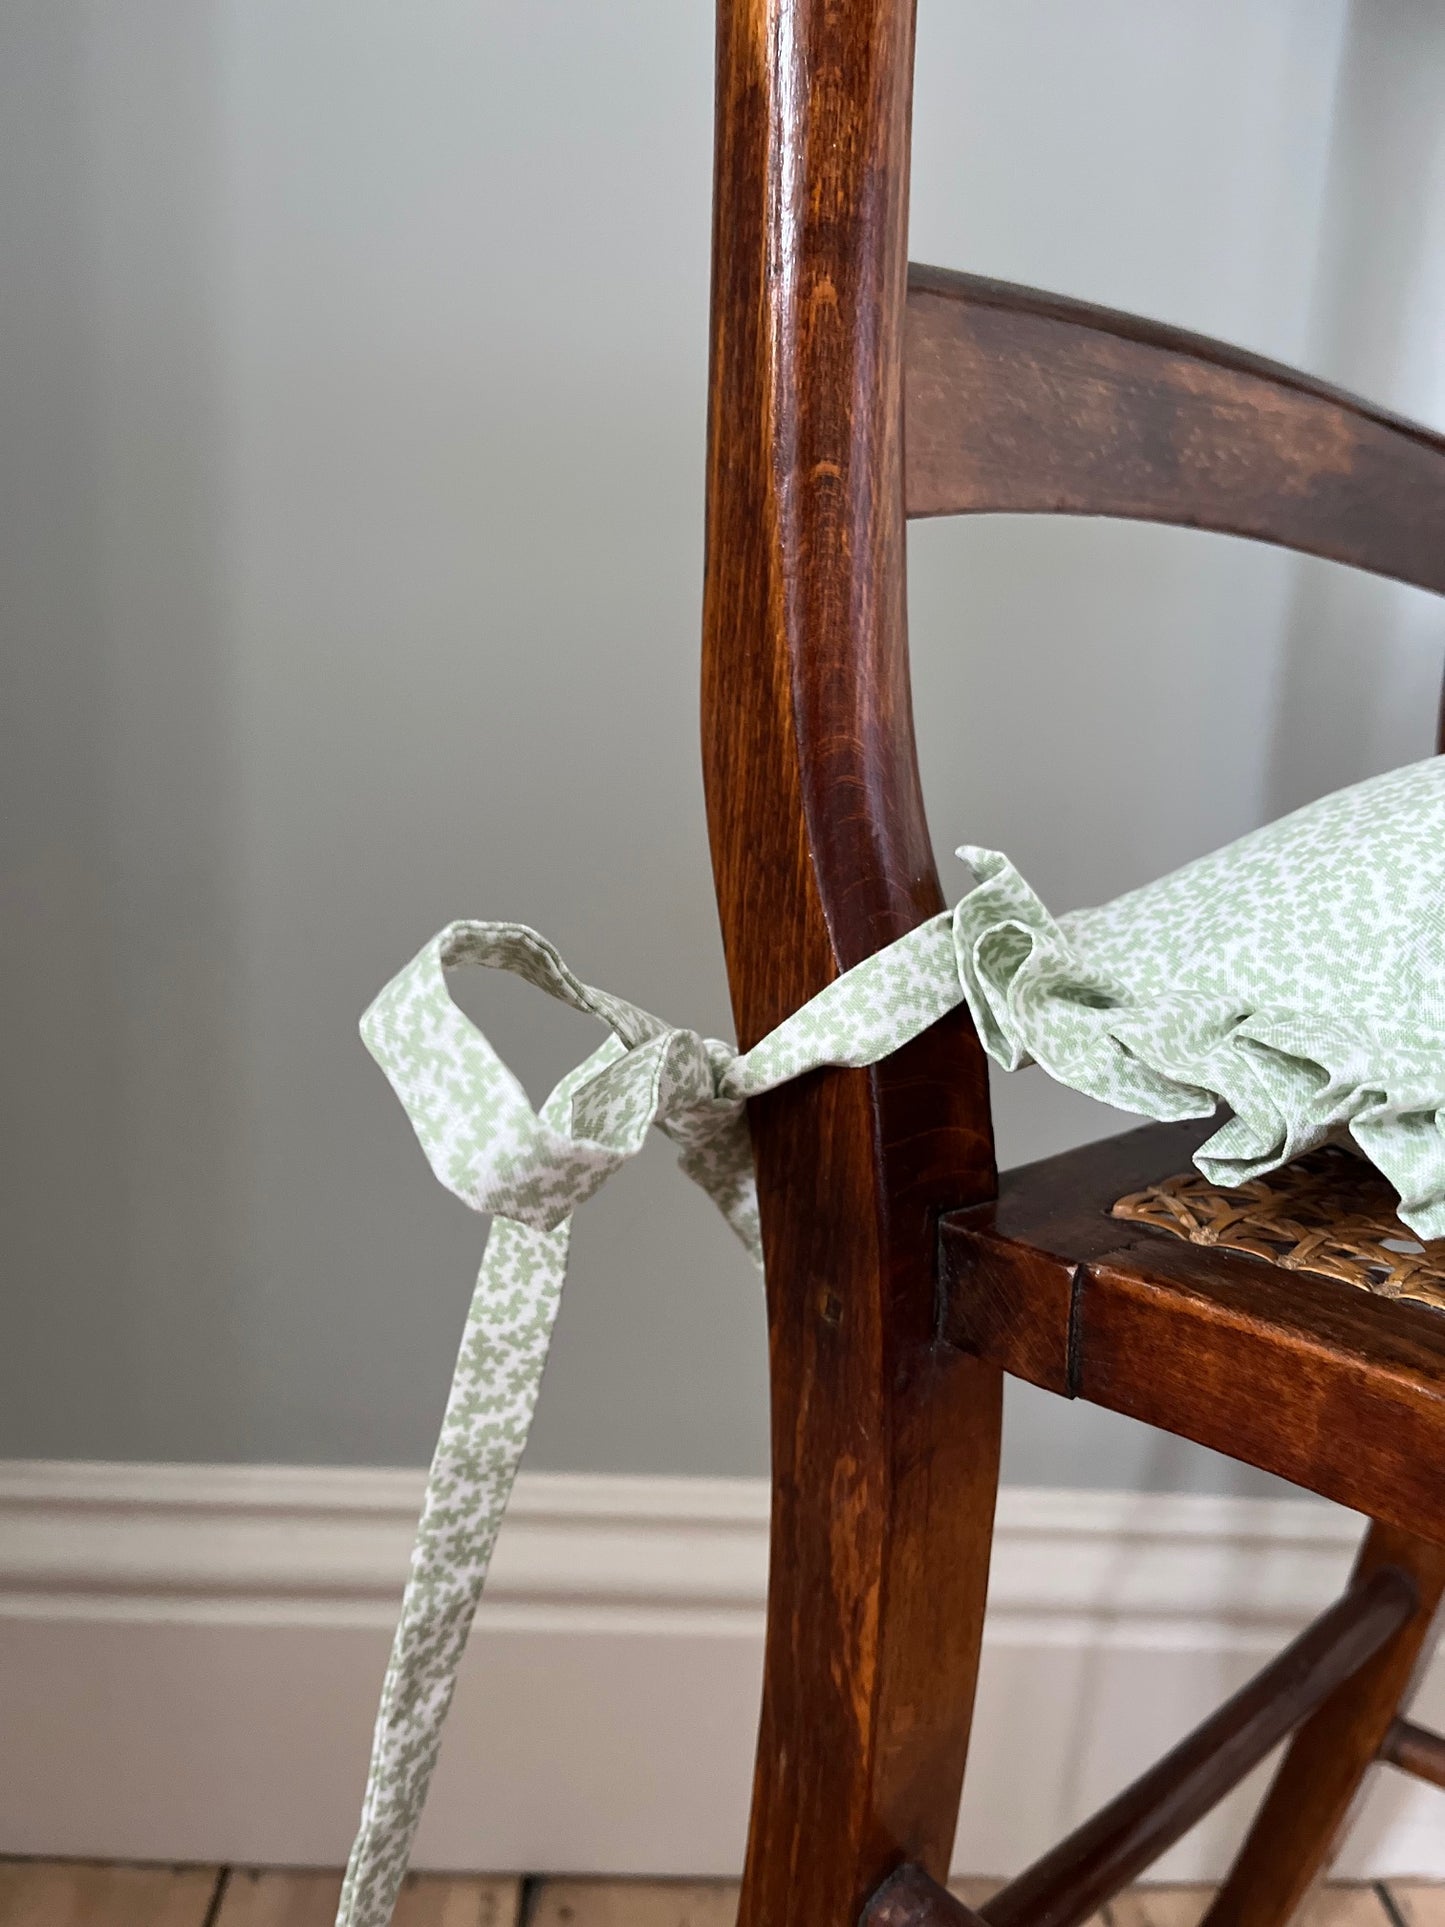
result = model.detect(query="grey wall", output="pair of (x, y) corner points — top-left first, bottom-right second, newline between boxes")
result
(3, 0), (1441, 1491)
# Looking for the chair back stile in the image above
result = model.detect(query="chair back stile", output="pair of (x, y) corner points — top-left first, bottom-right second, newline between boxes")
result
(701, 2), (1004, 1919)
(703, 0), (962, 1020)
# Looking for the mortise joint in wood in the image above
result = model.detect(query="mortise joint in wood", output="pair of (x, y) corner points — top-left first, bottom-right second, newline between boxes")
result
(1064, 1263), (1086, 1397)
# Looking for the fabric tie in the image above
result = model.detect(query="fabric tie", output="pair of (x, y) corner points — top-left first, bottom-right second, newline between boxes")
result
(336, 910), (966, 1927)
(340, 758), (1445, 1926)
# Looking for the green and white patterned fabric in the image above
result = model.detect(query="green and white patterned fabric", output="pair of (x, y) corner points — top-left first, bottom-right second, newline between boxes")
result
(964, 754), (1445, 1229)
(339, 753), (1445, 1927)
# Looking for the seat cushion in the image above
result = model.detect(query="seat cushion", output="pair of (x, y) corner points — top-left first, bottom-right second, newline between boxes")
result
(951, 755), (1445, 1238)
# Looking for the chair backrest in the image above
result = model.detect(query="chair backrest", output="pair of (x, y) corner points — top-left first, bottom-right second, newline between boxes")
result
(701, 0), (1445, 1243)
(905, 264), (1445, 592)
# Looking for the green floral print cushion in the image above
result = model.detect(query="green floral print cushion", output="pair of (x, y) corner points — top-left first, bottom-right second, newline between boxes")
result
(953, 753), (1445, 1238)
(338, 754), (1445, 1927)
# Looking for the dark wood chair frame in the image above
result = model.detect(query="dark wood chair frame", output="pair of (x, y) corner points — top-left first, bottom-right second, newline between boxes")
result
(698, 5), (1445, 1925)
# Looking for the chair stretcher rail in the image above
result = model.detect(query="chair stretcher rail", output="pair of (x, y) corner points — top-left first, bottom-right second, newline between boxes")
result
(862, 1567), (1418, 1927)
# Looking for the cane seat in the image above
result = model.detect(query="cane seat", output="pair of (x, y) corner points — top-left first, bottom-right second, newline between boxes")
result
(1113, 1145), (1445, 1315)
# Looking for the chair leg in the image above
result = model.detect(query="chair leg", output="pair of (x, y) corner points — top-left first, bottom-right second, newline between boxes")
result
(1203, 1519), (1445, 1927)
(735, 1343), (1003, 1927)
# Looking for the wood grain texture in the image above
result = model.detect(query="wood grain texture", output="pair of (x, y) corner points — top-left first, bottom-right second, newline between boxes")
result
(211, 1870), (521, 1927)
(702, 2), (1001, 1923)
(1203, 1525), (1445, 1927)
(210, 1870), (343, 1926)
(387, 1876), (522, 1927)
(0, 1861), (221, 1927)
(978, 1568), (1417, 1927)
(940, 1123), (1445, 1540)
(904, 265), (1445, 597)
(526, 1882), (738, 1925)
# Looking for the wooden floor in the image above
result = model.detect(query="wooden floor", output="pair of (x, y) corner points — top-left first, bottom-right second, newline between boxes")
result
(0, 1866), (1442, 1927)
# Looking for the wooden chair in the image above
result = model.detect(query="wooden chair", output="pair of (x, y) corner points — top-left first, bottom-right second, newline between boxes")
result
(698, 4), (1445, 1924)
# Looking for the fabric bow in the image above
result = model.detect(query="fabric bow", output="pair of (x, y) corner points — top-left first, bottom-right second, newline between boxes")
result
(335, 912), (965, 1927)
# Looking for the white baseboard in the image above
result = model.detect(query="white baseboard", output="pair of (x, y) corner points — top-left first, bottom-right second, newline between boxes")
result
(1, 1462), (1441, 1879)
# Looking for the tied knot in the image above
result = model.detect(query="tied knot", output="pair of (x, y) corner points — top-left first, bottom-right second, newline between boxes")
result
(359, 920), (763, 1255)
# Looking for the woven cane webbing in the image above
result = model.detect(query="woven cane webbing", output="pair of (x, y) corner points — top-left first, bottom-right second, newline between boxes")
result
(1111, 1146), (1445, 1315)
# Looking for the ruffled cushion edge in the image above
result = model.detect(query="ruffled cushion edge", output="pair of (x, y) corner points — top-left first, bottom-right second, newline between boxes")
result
(950, 846), (1445, 1242)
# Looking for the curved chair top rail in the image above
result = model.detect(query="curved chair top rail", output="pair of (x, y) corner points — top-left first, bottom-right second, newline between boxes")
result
(905, 263), (1445, 598)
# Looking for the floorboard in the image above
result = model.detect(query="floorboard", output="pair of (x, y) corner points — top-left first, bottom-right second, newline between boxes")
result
(1292, 1889), (1396, 1927)
(524, 1881), (739, 1925)
(0, 1861), (1434, 1927)
(210, 1870), (522, 1927)
(210, 1870), (342, 1927)
(949, 1881), (1004, 1908)
(1106, 1887), (1215, 1927)
(389, 1875), (522, 1927)
(0, 1861), (221, 1927)
(1104, 1886), (1397, 1927)
(1389, 1887), (1445, 1927)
